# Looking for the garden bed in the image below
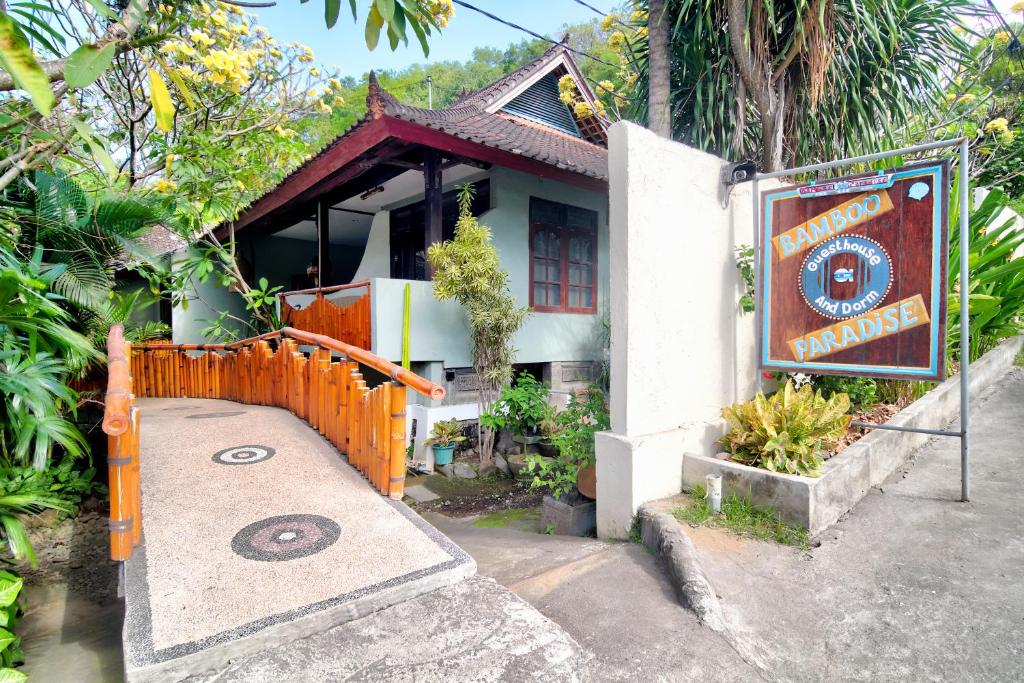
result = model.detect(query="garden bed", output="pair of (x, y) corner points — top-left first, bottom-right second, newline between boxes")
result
(683, 336), (1024, 535)
(404, 473), (543, 517)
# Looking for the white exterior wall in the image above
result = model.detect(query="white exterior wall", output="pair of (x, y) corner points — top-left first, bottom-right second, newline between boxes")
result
(350, 210), (391, 282)
(596, 122), (763, 538)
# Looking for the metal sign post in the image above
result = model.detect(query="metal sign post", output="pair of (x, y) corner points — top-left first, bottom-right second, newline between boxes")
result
(748, 138), (971, 502)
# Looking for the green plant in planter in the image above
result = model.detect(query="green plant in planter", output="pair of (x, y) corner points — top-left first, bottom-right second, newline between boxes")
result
(425, 419), (466, 467)
(480, 372), (549, 440)
(424, 419), (466, 448)
(525, 386), (610, 499)
(720, 380), (851, 477)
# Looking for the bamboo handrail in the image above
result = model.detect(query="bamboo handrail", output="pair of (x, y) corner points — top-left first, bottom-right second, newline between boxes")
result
(278, 280), (371, 298)
(102, 324), (132, 436)
(138, 327), (445, 401)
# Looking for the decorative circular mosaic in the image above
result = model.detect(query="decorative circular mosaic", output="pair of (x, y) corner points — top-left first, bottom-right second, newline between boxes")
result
(231, 514), (341, 562)
(212, 445), (275, 466)
(799, 234), (892, 321)
(186, 411), (247, 420)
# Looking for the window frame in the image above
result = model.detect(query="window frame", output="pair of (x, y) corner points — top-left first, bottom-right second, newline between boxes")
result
(528, 198), (598, 314)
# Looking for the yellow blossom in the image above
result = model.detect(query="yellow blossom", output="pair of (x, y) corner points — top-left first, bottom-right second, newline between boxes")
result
(994, 31), (1009, 44)
(985, 117), (1009, 134)
(232, 23), (250, 36)
(957, 93), (976, 105)
(624, 72), (638, 87)
(574, 101), (594, 118)
(269, 48), (283, 58)
(634, 26), (648, 39)
(190, 30), (214, 47)
(1011, 1), (1024, 11)
(608, 31), (625, 49)
(630, 9), (647, 22)
(154, 178), (177, 193)
(559, 90), (576, 106)
(158, 3), (171, 13)
(210, 9), (228, 27)
(235, 180), (246, 190)
(306, 88), (318, 98)
(999, 130), (1016, 145)
(428, 0), (454, 28)
(557, 74), (576, 93)
(598, 80), (615, 94)
(601, 14), (617, 31)
(160, 42), (179, 55)
(329, 77), (342, 90)
(254, 26), (269, 36)
(274, 125), (297, 138)
(317, 100), (332, 115)
(593, 100), (606, 117)
(309, 68), (320, 78)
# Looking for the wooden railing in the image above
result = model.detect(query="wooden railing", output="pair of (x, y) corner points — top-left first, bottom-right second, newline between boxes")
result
(134, 327), (444, 499)
(101, 324), (142, 562)
(279, 281), (371, 349)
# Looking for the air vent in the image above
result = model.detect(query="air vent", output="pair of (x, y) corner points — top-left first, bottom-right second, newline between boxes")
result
(500, 73), (581, 138)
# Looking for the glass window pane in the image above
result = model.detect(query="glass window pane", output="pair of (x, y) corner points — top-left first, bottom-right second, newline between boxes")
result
(548, 232), (560, 257)
(569, 264), (581, 285)
(533, 231), (545, 252)
(534, 284), (547, 305)
(547, 262), (560, 282)
(580, 264), (592, 284)
(577, 237), (593, 264)
(548, 284), (560, 305)
(568, 287), (580, 308)
(582, 287), (593, 308)
(533, 258), (546, 279)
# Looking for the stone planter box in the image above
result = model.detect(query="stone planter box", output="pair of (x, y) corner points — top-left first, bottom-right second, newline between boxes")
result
(683, 336), (1024, 535)
(541, 495), (596, 537)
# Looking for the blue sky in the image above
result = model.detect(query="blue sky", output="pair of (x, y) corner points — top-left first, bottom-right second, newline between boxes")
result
(253, 1), (620, 78)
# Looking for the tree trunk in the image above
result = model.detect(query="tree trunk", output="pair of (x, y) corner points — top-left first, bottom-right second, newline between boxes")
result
(647, 0), (672, 138)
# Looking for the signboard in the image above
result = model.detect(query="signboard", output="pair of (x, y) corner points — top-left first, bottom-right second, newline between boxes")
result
(758, 161), (950, 381)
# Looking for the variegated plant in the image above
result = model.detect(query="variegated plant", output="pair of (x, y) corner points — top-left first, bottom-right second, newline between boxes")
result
(719, 381), (851, 477)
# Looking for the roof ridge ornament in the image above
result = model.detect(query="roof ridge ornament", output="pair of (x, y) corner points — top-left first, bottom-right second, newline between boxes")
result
(367, 70), (386, 120)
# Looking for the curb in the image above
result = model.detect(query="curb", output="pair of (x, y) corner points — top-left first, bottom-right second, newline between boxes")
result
(638, 505), (724, 631)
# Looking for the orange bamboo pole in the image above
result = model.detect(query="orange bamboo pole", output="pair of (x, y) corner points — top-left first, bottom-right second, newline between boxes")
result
(389, 385), (407, 500)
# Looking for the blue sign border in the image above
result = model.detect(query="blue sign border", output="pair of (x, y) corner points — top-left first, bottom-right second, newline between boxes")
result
(759, 163), (946, 378)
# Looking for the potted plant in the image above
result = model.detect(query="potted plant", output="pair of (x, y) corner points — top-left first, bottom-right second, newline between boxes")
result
(526, 386), (610, 535)
(537, 403), (562, 458)
(481, 372), (550, 445)
(425, 419), (466, 466)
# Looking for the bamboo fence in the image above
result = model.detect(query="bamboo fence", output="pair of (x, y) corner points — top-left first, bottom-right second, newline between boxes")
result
(279, 281), (371, 349)
(132, 327), (444, 499)
(101, 324), (142, 562)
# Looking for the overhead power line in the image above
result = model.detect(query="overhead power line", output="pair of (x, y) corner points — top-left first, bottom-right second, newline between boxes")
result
(450, 0), (620, 68)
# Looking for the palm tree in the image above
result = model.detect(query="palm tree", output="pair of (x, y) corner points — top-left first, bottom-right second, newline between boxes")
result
(628, 0), (974, 170)
(6, 171), (171, 345)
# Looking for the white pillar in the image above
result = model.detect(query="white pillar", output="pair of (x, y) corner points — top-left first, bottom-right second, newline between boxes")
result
(595, 122), (759, 538)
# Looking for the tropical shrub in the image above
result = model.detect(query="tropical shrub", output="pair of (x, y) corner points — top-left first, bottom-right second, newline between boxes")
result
(428, 185), (529, 465)
(811, 375), (879, 409)
(424, 419), (467, 449)
(948, 185), (1024, 362)
(480, 372), (550, 438)
(525, 386), (610, 499)
(0, 458), (99, 520)
(0, 570), (26, 681)
(719, 381), (851, 477)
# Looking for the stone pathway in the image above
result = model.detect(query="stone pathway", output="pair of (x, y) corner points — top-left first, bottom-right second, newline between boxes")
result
(125, 398), (474, 681)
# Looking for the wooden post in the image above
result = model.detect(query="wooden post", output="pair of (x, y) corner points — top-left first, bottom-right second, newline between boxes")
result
(424, 148), (443, 278)
(389, 384), (407, 500)
(317, 200), (331, 286)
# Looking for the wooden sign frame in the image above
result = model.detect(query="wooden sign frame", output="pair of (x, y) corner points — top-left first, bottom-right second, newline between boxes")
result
(757, 160), (951, 382)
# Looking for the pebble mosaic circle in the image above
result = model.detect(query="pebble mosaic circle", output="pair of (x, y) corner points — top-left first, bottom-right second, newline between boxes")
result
(231, 514), (341, 562)
(212, 445), (276, 466)
(186, 411), (247, 419)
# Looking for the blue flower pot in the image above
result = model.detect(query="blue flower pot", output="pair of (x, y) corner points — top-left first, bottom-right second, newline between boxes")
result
(432, 444), (456, 466)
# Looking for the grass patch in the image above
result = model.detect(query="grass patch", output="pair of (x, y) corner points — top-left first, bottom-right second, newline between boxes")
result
(472, 507), (540, 528)
(673, 485), (810, 550)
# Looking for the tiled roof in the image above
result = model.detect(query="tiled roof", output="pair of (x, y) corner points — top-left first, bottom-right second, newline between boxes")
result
(376, 86), (608, 181)
(113, 225), (186, 269)
(454, 44), (569, 109)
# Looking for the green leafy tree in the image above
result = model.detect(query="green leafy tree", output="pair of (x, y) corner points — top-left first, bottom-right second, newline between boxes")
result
(427, 185), (529, 466)
(623, 0), (973, 170)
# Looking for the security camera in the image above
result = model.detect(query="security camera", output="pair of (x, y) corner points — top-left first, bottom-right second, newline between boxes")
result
(722, 160), (758, 186)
